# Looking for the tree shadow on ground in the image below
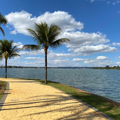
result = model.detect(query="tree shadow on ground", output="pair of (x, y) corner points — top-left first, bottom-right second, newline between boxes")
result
(0, 94), (114, 120)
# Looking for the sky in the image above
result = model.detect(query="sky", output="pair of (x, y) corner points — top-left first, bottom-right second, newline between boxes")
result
(0, 0), (120, 67)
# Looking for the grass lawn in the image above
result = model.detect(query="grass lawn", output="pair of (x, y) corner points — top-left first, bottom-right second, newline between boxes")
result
(0, 80), (7, 101)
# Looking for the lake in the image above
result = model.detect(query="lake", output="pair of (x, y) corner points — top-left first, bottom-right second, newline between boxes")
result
(0, 68), (120, 103)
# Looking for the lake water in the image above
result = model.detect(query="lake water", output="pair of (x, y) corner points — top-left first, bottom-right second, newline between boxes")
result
(0, 68), (120, 103)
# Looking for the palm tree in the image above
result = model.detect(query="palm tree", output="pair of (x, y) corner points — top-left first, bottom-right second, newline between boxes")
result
(0, 13), (7, 38)
(23, 22), (70, 84)
(0, 39), (21, 78)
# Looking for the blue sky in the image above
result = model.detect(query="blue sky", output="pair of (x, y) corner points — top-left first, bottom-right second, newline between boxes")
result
(0, 0), (120, 67)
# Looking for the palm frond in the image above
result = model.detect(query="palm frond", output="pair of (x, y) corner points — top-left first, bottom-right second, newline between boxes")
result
(0, 13), (7, 25)
(50, 38), (70, 49)
(27, 28), (41, 42)
(0, 52), (2, 60)
(0, 55), (3, 60)
(47, 24), (62, 45)
(22, 44), (40, 51)
(26, 22), (70, 50)
(9, 54), (21, 59)
(2, 51), (9, 59)
(34, 22), (48, 43)
(0, 27), (5, 37)
(0, 40), (3, 44)
(49, 24), (61, 35)
(0, 39), (21, 60)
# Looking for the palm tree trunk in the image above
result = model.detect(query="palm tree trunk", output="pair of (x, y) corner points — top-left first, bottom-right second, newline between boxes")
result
(45, 48), (47, 84)
(5, 58), (7, 78)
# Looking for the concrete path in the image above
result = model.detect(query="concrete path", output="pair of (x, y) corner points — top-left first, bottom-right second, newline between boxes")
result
(0, 78), (113, 120)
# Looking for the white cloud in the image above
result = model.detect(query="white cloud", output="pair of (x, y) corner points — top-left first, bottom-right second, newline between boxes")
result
(13, 42), (23, 48)
(96, 56), (108, 60)
(25, 57), (44, 60)
(73, 58), (85, 61)
(5, 11), (84, 35)
(84, 59), (97, 64)
(60, 31), (110, 48)
(19, 49), (80, 60)
(16, 42), (117, 58)
(19, 49), (44, 56)
(52, 59), (72, 66)
(55, 53), (78, 58)
(84, 59), (113, 66)
(69, 44), (117, 55)
(5, 10), (118, 63)
(112, 42), (120, 46)
(10, 30), (17, 34)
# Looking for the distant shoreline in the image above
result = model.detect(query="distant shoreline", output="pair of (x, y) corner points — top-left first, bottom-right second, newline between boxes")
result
(0, 66), (93, 69)
(0, 66), (120, 70)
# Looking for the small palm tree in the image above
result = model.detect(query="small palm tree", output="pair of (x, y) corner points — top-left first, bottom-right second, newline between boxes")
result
(23, 22), (70, 84)
(0, 39), (21, 78)
(0, 13), (7, 38)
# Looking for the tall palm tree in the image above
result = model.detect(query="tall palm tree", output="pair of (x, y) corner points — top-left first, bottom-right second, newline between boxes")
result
(0, 39), (21, 78)
(23, 22), (70, 84)
(0, 13), (7, 38)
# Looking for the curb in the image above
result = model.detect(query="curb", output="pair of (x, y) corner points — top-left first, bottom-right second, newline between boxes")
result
(0, 81), (9, 111)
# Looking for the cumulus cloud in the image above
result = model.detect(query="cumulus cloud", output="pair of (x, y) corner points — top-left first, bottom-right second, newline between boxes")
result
(19, 49), (44, 56)
(5, 11), (84, 35)
(116, 62), (120, 64)
(112, 42), (120, 46)
(13, 42), (23, 48)
(57, 31), (114, 56)
(84, 59), (97, 64)
(73, 58), (85, 61)
(4, 10), (118, 66)
(84, 59), (113, 66)
(96, 56), (108, 60)
(52, 59), (73, 66)
(69, 44), (117, 55)
(55, 53), (78, 58)
(25, 57), (44, 60)
(47, 51), (79, 60)
(18, 48), (80, 60)
(60, 31), (110, 48)
(10, 30), (17, 34)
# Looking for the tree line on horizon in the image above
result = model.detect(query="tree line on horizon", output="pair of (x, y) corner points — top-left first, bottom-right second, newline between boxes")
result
(0, 12), (70, 84)
(93, 65), (120, 70)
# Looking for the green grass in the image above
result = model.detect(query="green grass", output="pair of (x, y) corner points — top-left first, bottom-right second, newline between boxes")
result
(0, 80), (7, 100)
(3, 78), (120, 119)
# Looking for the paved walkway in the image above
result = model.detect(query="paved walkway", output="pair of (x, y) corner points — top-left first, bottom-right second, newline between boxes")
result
(0, 78), (113, 120)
